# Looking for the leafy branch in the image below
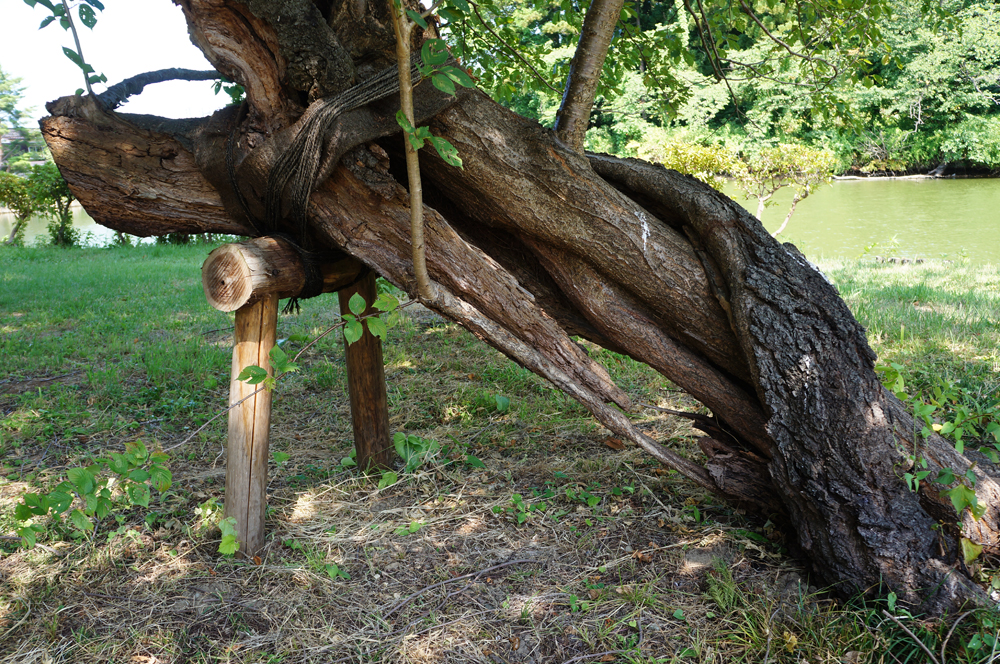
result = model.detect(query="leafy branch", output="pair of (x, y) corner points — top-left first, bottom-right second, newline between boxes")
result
(388, 0), (475, 302)
(13, 440), (171, 548)
(25, 0), (107, 96)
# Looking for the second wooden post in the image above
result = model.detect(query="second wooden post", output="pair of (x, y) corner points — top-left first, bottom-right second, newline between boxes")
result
(339, 271), (392, 470)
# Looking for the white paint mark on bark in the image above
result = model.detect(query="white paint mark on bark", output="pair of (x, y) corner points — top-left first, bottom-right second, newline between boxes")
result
(636, 210), (650, 251)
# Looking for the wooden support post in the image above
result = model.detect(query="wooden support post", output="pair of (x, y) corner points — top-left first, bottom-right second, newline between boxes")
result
(202, 236), (393, 554)
(224, 294), (277, 558)
(339, 271), (392, 470)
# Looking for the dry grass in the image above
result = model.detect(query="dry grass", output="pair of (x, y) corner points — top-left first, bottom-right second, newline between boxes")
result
(0, 300), (828, 664)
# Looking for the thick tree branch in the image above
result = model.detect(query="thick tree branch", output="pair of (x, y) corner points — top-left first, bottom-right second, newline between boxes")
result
(97, 69), (221, 110)
(554, 0), (624, 153)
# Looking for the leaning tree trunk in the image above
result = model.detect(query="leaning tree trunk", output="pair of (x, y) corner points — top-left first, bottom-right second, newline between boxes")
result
(38, 0), (1000, 613)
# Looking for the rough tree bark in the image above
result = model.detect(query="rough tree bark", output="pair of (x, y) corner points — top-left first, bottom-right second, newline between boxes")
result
(37, 0), (1000, 613)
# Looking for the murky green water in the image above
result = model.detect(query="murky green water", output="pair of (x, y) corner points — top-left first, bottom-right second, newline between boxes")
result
(0, 205), (124, 246)
(727, 177), (1000, 264)
(3, 178), (998, 261)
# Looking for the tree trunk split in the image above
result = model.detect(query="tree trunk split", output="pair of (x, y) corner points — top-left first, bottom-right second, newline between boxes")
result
(38, 0), (1000, 613)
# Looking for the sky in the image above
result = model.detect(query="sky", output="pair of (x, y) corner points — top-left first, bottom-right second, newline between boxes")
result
(1, 0), (229, 124)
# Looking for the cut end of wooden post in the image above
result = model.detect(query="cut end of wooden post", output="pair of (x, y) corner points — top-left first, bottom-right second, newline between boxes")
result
(201, 236), (365, 312)
(202, 245), (255, 312)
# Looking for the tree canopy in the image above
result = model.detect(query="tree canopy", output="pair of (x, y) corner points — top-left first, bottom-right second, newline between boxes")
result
(462, 0), (1000, 172)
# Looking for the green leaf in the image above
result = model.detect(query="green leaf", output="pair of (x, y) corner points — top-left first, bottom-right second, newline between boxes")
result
(344, 319), (363, 345)
(269, 345), (290, 372)
(378, 471), (398, 489)
(421, 39), (449, 67)
(366, 316), (388, 340)
(373, 293), (399, 312)
(961, 537), (984, 564)
(937, 468), (956, 485)
(237, 365), (269, 385)
(887, 591), (897, 612)
(986, 422), (1000, 443)
(325, 563), (350, 580)
(39, 15), (55, 29)
(85, 492), (98, 515)
(348, 292), (367, 316)
(127, 483), (150, 508)
(394, 432), (410, 459)
(673, 608), (686, 620)
(70, 509), (94, 532)
(83, 0), (105, 9)
(218, 517), (240, 554)
(340, 456), (357, 468)
(61, 47), (92, 73)
(273, 451), (290, 465)
(78, 4), (97, 28)
(427, 136), (463, 168)
(440, 65), (475, 88)
(395, 109), (415, 134)
(67, 467), (96, 495)
(14, 501), (34, 522)
(405, 9), (428, 29)
(432, 73), (456, 95)
(18, 526), (37, 549)
(128, 468), (150, 483)
(128, 440), (149, 463)
(448, 0), (470, 11)
(95, 496), (112, 520)
(494, 395), (510, 413)
(438, 8), (460, 22)
(407, 132), (426, 151)
(149, 464), (172, 492)
(947, 484), (980, 518)
(47, 490), (73, 514)
(219, 534), (239, 555)
(107, 452), (129, 475)
(465, 454), (486, 468)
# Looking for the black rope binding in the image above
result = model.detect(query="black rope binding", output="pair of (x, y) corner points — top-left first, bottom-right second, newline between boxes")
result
(223, 61), (417, 314)
(271, 233), (347, 315)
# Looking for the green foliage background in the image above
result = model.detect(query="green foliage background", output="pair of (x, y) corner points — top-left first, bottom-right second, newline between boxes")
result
(450, 0), (1000, 173)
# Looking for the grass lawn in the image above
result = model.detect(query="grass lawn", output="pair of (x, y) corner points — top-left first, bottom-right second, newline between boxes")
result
(1, 244), (999, 663)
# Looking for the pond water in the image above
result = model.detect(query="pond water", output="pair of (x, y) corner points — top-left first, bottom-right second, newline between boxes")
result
(727, 177), (1000, 264)
(3, 178), (998, 262)
(0, 205), (126, 246)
